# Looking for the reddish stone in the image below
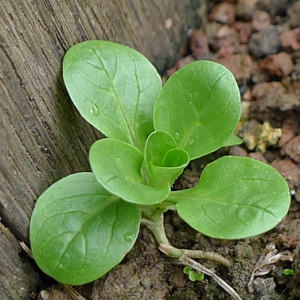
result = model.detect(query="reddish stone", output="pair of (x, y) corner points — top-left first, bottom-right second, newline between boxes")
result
(281, 136), (300, 163)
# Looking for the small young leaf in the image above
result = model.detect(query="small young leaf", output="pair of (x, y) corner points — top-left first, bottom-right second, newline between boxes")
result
(283, 269), (294, 276)
(188, 270), (198, 281)
(183, 266), (192, 275)
(154, 61), (241, 160)
(30, 173), (140, 285)
(63, 40), (161, 150)
(89, 138), (170, 204)
(144, 131), (189, 187)
(168, 156), (290, 239)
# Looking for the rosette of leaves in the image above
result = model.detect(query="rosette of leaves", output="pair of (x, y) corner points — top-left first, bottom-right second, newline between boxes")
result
(30, 41), (290, 285)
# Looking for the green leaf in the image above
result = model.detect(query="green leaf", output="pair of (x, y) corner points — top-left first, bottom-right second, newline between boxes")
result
(183, 266), (192, 274)
(222, 134), (243, 147)
(154, 61), (241, 160)
(183, 266), (204, 281)
(30, 173), (140, 285)
(283, 269), (294, 276)
(144, 131), (189, 187)
(63, 40), (161, 150)
(168, 156), (290, 239)
(89, 139), (170, 204)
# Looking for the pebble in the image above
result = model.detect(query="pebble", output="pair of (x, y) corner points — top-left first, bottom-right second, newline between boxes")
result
(232, 21), (253, 43)
(188, 30), (209, 59)
(252, 10), (271, 32)
(236, 0), (258, 20)
(248, 25), (281, 58)
(217, 53), (253, 85)
(209, 2), (236, 25)
(278, 119), (298, 148)
(280, 28), (300, 51)
(260, 52), (294, 77)
(288, 1), (300, 28)
(271, 158), (300, 188)
(281, 136), (300, 163)
(248, 152), (268, 163)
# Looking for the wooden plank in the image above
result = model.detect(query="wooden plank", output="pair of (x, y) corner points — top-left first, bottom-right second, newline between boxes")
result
(0, 0), (205, 298)
(0, 222), (39, 300)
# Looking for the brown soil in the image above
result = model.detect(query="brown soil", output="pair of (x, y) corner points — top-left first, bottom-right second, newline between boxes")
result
(35, 1), (300, 299)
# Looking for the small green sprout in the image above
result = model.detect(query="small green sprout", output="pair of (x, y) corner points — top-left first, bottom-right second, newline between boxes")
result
(283, 269), (294, 276)
(183, 266), (204, 281)
(29, 41), (290, 297)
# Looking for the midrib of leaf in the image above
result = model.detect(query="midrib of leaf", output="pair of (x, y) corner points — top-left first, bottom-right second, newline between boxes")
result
(132, 58), (143, 150)
(177, 95), (231, 152)
(198, 197), (278, 218)
(49, 197), (120, 273)
(93, 49), (137, 147)
(72, 71), (125, 130)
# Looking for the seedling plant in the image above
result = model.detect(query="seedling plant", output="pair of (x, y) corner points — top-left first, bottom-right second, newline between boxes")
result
(30, 41), (290, 298)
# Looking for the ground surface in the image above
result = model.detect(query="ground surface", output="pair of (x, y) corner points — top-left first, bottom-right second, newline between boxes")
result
(35, 1), (300, 299)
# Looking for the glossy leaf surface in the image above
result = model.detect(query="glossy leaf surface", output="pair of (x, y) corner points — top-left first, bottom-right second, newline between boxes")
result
(154, 61), (241, 160)
(30, 173), (140, 285)
(168, 156), (290, 239)
(63, 40), (161, 150)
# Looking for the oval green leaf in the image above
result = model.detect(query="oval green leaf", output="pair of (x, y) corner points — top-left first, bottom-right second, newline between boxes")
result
(90, 139), (170, 204)
(30, 173), (140, 285)
(169, 156), (290, 239)
(63, 40), (161, 150)
(154, 61), (241, 159)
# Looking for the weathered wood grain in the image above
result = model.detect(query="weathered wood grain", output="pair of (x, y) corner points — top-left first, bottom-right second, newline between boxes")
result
(0, 222), (38, 300)
(0, 0), (204, 298)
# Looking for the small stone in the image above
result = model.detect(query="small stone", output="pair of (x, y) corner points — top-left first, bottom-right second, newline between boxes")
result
(281, 136), (300, 163)
(232, 21), (253, 43)
(236, 0), (258, 20)
(278, 119), (298, 147)
(280, 28), (300, 51)
(217, 53), (253, 85)
(271, 158), (300, 188)
(253, 277), (276, 296)
(215, 25), (239, 49)
(229, 145), (248, 156)
(288, 1), (300, 28)
(209, 2), (236, 25)
(252, 10), (271, 32)
(168, 268), (186, 288)
(188, 30), (209, 59)
(248, 25), (281, 58)
(251, 81), (299, 111)
(260, 52), (294, 77)
(256, 0), (289, 18)
(248, 152), (268, 163)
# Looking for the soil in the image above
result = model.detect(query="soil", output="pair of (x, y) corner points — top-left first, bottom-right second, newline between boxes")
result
(34, 1), (300, 299)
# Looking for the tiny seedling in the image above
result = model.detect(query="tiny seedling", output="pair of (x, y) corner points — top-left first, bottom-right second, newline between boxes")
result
(183, 266), (204, 281)
(283, 269), (294, 276)
(29, 41), (290, 297)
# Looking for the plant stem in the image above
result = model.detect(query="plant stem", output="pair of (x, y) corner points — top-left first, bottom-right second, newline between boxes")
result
(141, 212), (241, 299)
(141, 215), (231, 267)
